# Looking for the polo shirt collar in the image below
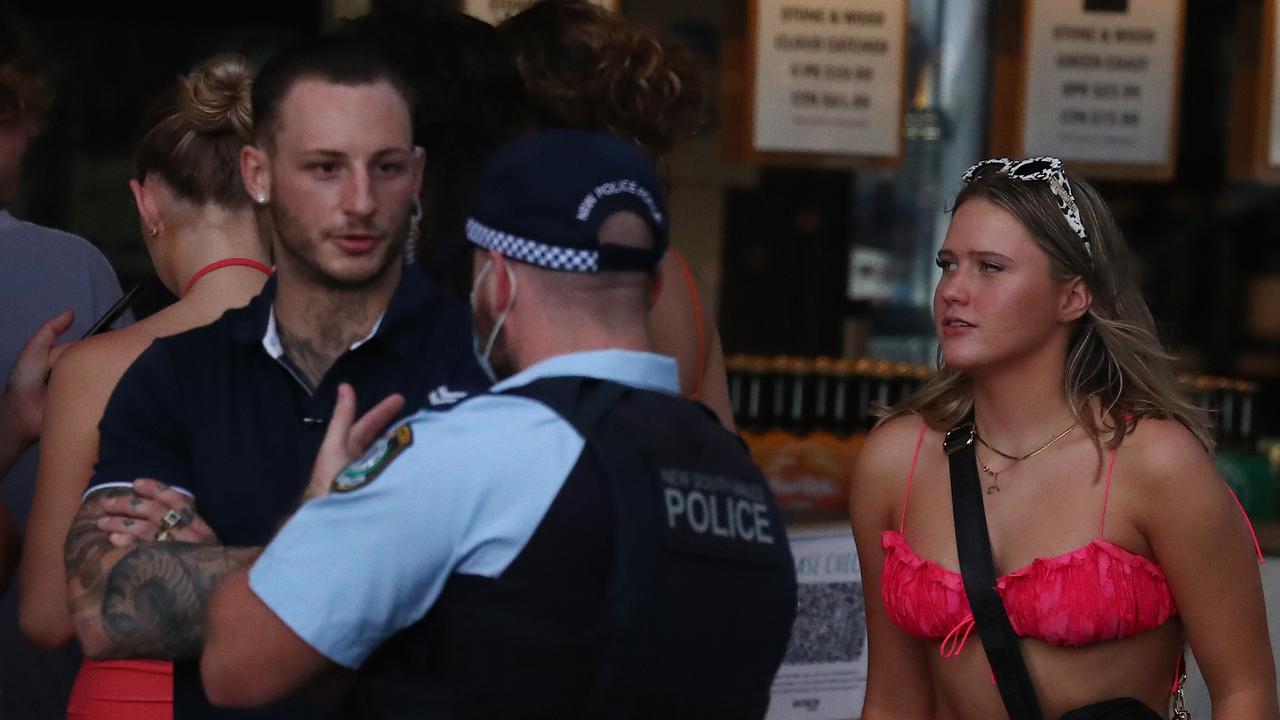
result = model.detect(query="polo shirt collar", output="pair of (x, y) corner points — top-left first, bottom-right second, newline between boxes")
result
(226, 264), (440, 358)
(492, 349), (679, 396)
(260, 307), (383, 360)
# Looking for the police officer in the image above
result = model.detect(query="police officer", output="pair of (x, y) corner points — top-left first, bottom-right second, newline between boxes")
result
(200, 129), (798, 719)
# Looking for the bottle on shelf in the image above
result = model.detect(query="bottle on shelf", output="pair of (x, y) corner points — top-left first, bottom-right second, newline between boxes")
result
(1202, 375), (1275, 520)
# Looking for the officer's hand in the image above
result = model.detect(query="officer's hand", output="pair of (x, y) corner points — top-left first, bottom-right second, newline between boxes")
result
(305, 383), (405, 502)
(96, 478), (219, 547)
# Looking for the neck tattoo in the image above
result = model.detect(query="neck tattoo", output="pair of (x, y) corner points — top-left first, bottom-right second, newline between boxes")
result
(276, 320), (348, 392)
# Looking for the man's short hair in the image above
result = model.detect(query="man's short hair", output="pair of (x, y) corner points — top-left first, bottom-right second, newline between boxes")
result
(251, 34), (415, 148)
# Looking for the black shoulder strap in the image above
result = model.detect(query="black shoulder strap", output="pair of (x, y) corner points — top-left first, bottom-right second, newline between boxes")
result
(501, 376), (630, 435)
(945, 422), (1045, 720)
(570, 379), (630, 435)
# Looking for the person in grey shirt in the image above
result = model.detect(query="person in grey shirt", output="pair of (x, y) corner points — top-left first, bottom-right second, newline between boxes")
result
(0, 12), (130, 718)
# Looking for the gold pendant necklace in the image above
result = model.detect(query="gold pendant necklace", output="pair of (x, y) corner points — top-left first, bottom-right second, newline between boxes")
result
(976, 420), (1078, 462)
(977, 452), (1004, 494)
(974, 420), (1077, 494)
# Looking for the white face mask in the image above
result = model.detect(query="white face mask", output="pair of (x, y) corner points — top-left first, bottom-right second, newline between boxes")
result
(469, 258), (517, 384)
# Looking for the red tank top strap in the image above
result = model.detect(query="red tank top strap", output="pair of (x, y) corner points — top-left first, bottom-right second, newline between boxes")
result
(900, 422), (928, 534)
(1226, 485), (1265, 563)
(1099, 441), (1262, 561)
(1099, 446), (1118, 538)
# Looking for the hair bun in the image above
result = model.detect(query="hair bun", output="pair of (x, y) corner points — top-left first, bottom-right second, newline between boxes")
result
(499, 2), (704, 162)
(592, 30), (702, 158)
(178, 53), (253, 142)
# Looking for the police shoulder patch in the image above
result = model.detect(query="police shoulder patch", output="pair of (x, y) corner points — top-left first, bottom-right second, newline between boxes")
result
(332, 423), (414, 493)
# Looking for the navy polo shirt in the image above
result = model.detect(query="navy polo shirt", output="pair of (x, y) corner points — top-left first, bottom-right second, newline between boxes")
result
(86, 265), (487, 719)
(90, 265), (488, 544)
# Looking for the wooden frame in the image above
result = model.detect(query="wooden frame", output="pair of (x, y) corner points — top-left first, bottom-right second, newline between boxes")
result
(990, 0), (1186, 182)
(722, 0), (909, 169)
(1227, 0), (1280, 183)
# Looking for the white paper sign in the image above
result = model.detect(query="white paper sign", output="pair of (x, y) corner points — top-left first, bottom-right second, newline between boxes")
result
(1021, 0), (1182, 165)
(1270, 2), (1280, 167)
(753, 0), (906, 157)
(767, 526), (867, 720)
(461, 0), (617, 25)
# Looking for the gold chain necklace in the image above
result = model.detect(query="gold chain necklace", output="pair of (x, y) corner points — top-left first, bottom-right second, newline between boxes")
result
(976, 421), (1078, 462)
(974, 421), (1077, 494)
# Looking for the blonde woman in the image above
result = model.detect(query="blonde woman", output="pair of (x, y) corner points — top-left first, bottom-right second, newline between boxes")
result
(19, 54), (269, 719)
(850, 157), (1276, 719)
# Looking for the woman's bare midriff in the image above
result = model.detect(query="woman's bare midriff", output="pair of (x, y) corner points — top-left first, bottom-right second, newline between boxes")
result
(928, 619), (1184, 719)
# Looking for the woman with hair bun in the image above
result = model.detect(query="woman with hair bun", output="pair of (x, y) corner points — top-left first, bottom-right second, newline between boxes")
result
(19, 53), (270, 720)
(495, 0), (735, 427)
(850, 158), (1276, 719)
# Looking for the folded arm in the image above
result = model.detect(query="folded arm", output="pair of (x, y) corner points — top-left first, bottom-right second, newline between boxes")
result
(66, 486), (258, 660)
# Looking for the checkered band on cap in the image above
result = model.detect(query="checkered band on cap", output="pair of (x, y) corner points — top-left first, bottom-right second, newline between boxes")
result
(466, 218), (599, 272)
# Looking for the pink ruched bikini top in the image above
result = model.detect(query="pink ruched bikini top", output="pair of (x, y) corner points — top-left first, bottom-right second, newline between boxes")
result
(880, 423), (1261, 660)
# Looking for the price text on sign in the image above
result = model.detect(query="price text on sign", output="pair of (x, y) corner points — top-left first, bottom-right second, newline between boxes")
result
(753, 0), (906, 157)
(1021, 0), (1183, 165)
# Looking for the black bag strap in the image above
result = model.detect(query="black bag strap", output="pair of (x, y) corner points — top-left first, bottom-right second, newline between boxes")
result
(945, 421), (1045, 720)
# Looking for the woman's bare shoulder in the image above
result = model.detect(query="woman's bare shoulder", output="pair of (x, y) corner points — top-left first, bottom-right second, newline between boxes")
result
(855, 415), (931, 486)
(49, 318), (170, 399)
(1118, 416), (1216, 493)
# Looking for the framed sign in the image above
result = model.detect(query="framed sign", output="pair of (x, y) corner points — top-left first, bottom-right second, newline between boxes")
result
(991, 0), (1186, 181)
(766, 525), (867, 720)
(1227, 0), (1280, 183)
(725, 0), (908, 168)
(459, 0), (618, 25)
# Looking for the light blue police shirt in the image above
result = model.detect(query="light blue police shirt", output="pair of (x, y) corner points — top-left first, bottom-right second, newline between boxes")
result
(248, 349), (679, 668)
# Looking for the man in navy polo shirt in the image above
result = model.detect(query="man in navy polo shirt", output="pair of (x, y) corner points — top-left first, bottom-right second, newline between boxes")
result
(62, 36), (487, 719)
(200, 130), (798, 719)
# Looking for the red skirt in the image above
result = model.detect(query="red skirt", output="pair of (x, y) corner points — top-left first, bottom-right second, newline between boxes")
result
(66, 659), (172, 720)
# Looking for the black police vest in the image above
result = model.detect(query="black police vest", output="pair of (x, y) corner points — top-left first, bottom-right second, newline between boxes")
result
(342, 377), (797, 720)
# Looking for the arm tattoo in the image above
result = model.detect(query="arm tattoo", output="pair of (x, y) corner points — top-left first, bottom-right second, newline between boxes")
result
(100, 543), (255, 659)
(65, 488), (131, 588)
(66, 489), (259, 660)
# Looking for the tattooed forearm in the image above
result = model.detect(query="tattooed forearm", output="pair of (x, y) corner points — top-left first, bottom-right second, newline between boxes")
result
(98, 543), (259, 659)
(65, 488), (132, 588)
(65, 491), (259, 659)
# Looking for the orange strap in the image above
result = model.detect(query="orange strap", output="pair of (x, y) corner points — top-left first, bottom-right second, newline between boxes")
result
(668, 250), (707, 400)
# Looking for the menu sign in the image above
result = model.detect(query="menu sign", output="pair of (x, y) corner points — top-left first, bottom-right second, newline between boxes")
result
(766, 526), (867, 720)
(460, 0), (617, 24)
(751, 0), (907, 158)
(1020, 0), (1184, 172)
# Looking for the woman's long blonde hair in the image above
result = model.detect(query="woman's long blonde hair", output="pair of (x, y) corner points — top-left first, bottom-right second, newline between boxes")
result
(881, 169), (1213, 455)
